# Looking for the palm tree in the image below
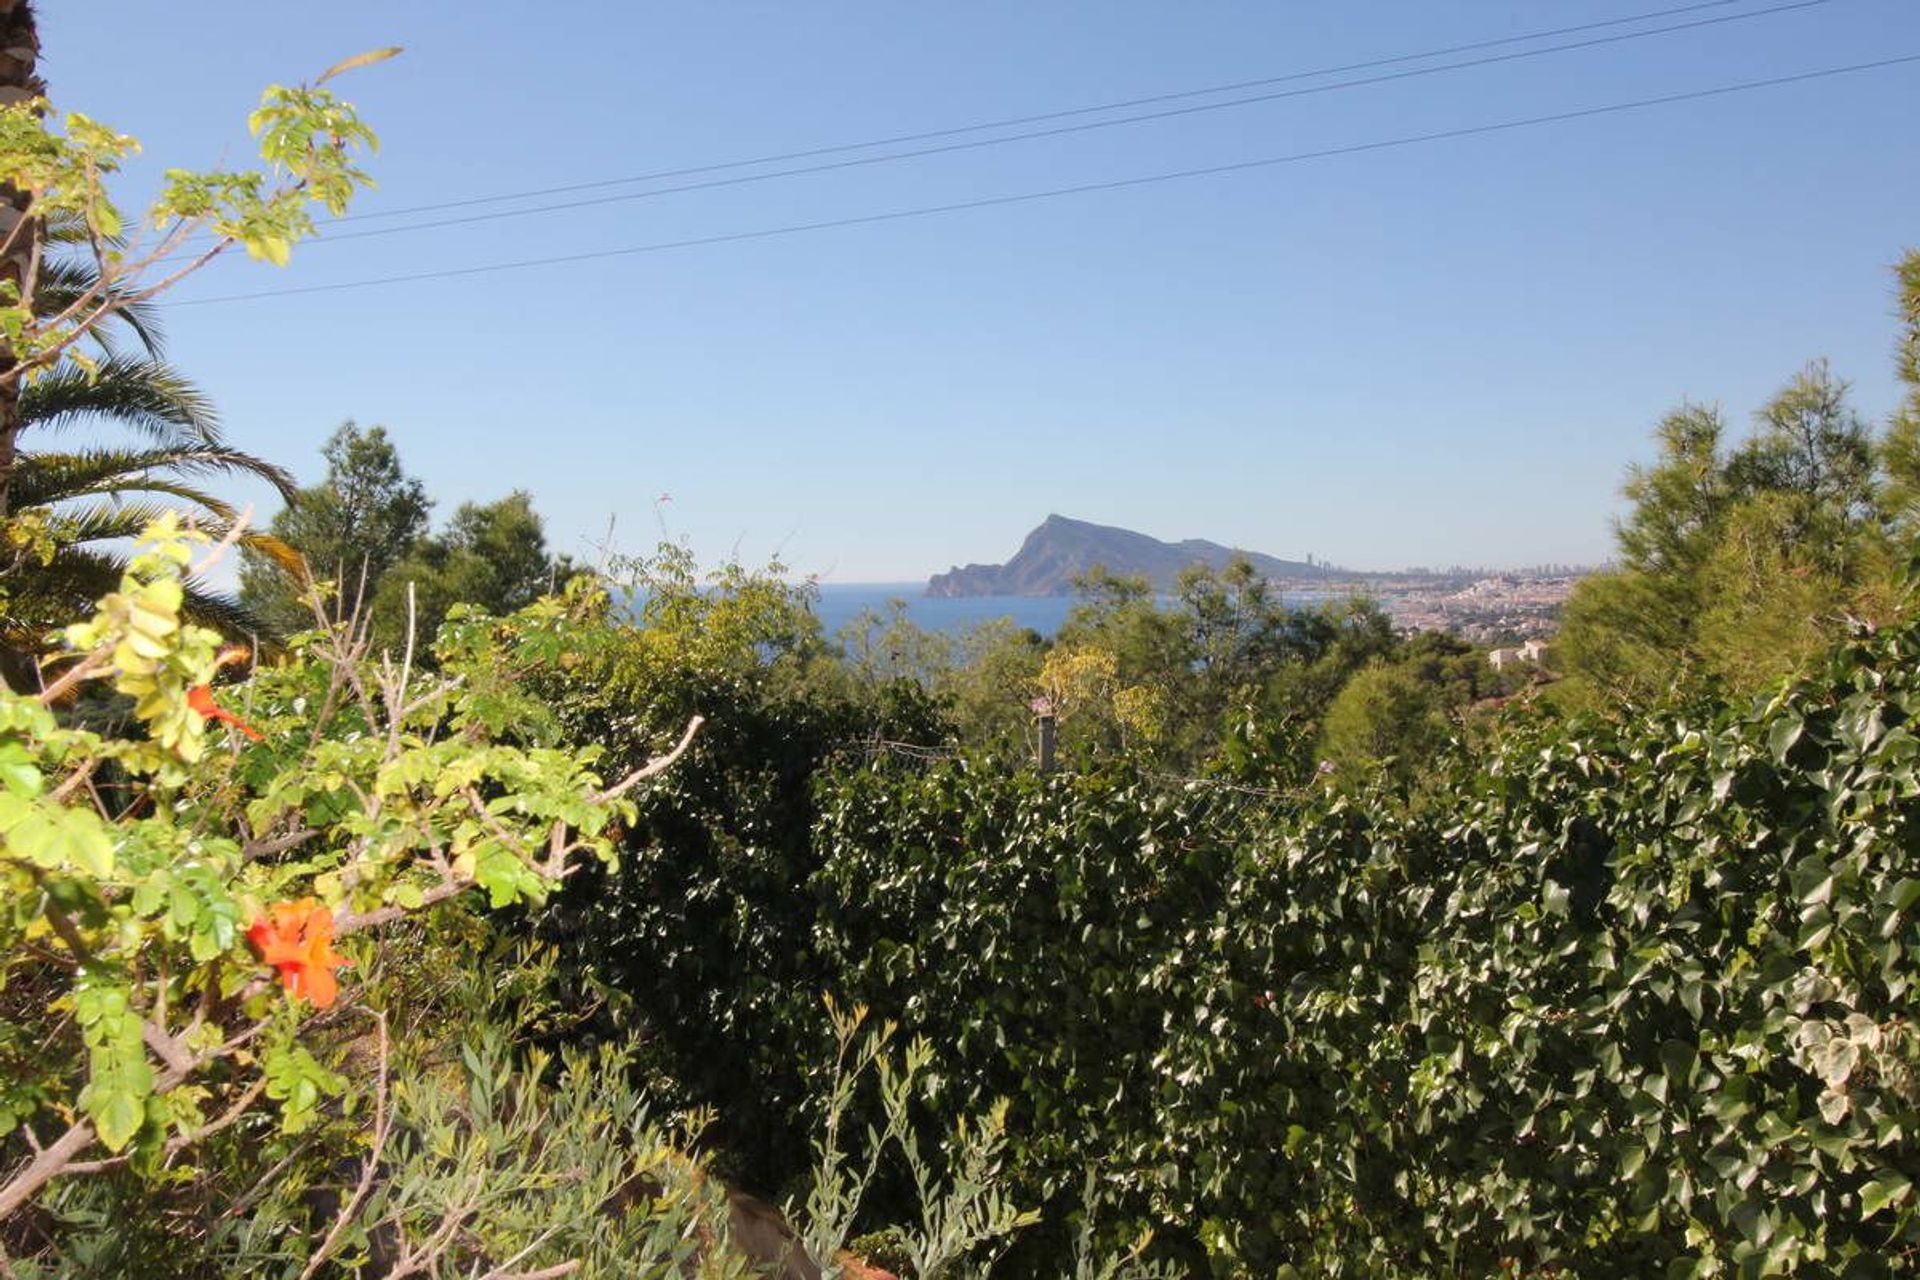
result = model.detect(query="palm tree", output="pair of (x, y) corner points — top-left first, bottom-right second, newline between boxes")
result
(0, 222), (302, 669)
(0, 6), (304, 682)
(0, 0), (44, 518)
(4, 357), (303, 642)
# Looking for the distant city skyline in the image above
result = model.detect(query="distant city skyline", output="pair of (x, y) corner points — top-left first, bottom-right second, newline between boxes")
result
(42, 1), (1920, 580)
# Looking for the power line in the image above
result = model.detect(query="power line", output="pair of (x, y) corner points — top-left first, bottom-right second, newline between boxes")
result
(272, 0), (1830, 250)
(171, 54), (1920, 309)
(323, 0), (1781, 227)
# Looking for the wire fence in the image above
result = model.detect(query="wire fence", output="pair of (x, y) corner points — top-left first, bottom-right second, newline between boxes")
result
(828, 735), (1311, 803)
(829, 736), (961, 764)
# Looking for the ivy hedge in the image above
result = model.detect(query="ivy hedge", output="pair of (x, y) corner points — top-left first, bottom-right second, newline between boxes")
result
(551, 613), (1920, 1277)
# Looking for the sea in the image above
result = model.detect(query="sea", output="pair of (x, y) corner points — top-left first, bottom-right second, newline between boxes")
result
(812, 584), (1076, 638)
(810, 583), (1341, 639)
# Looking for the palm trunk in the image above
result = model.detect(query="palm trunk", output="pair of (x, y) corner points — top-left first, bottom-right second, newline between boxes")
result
(0, 0), (40, 523)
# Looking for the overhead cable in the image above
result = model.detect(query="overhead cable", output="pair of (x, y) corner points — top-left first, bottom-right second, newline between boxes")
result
(273, 0), (1836, 250)
(325, 0), (1793, 226)
(172, 54), (1919, 308)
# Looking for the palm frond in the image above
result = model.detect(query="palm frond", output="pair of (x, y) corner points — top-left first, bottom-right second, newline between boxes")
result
(21, 356), (222, 446)
(46, 479), (242, 524)
(174, 577), (277, 646)
(0, 545), (277, 657)
(237, 530), (308, 580)
(34, 258), (166, 359)
(42, 498), (210, 546)
(12, 445), (297, 507)
(41, 209), (121, 249)
(38, 499), (306, 586)
(0, 547), (120, 658)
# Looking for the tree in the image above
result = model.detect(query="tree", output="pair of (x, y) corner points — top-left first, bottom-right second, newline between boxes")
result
(1, 354), (300, 660)
(1692, 492), (1851, 690)
(1727, 359), (1875, 520)
(0, 221), (302, 674)
(1615, 402), (1729, 581)
(237, 421), (431, 635)
(836, 598), (957, 691)
(1180, 555), (1300, 686)
(1879, 250), (1920, 532)
(0, 516), (699, 1233)
(1316, 659), (1449, 785)
(0, 41), (384, 515)
(937, 618), (1046, 753)
(0, 0), (42, 523)
(1315, 630), (1517, 788)
(1561, 355), (1899, 703)
(1049, 560), (1406, 775)
(1557, 404), (1730, 701)
(371, 489), (567, 648)
(0, 30), (384, 668)
(241, 431), (578, 653)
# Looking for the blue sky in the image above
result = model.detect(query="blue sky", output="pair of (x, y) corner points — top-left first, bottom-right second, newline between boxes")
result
(42, 1), (1920, 580)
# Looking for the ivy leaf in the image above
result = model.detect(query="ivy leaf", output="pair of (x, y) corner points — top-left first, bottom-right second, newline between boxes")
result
(1813, 1037), (1859, 1089)
(1885, 878), (1920, 913)
(1768, 713), (1804, 763)
(1860, 1172), (1912, 1218)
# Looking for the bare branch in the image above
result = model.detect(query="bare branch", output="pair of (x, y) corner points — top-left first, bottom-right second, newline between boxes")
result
(189, 506), (253, 580)
(241, 828), (319, 860)
(1, 218), (216, 387)
(333, 874), (472, 935)
(34, 898), (93, 965)
(35, 653), (108, 706)
(0, 1124), (93, 1220)
(64, 1076), (268, 1176)
(593, 716), (705, 803)
(141, 1020), (195, 1079)
(46, 758), (99, 806)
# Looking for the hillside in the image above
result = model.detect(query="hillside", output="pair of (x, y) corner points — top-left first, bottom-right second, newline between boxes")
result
(925, 514), (1335, 597)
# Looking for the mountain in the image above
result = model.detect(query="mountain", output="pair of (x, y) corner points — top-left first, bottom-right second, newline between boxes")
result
(925, 515), (1336, 598)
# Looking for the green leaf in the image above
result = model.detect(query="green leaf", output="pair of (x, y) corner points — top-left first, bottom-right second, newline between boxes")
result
(245, 234), (291, 267)
(8, 804), (59, 867)
(92, 1090), (144, 1152)
(0, 741), (43, 795)
(77, 998), (154, 1153)
(59, 808), (114, 877)
(1768, 713), (1804, 762)
(1860, 1172), (1912, 1217)
(263, 1041), (344, 1135)
(0, 789), (29, 833)
(1886, 878), (1920, 913)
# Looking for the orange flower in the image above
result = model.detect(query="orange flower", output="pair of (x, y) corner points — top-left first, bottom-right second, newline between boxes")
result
(187, 683), (263, 741)
(246, 899), (348, 1008)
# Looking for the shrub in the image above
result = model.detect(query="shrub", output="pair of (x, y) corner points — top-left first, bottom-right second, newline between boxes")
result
(548, 597), (1920, 1275)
